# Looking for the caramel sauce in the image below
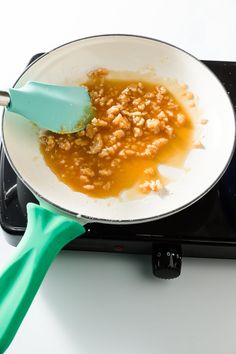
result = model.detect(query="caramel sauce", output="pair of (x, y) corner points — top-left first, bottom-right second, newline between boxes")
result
(40, 71), (193, 198)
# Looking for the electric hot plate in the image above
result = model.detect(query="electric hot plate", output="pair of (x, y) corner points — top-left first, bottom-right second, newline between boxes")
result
(1, 54), (236, 279)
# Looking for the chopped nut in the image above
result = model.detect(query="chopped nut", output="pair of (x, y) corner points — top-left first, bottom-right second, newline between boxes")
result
(138, 82), (144, 89)
(98, 144), (120, 158)
(106, 98), (114, 106)
(77, 130), (85, 137)
(128, 83), (138, 92)
(130, 111), (142, 116)
(139, 179), (162, 193)
(111, 158), (121, 167)
(146, 119), (160, 133)
(80, 175), (90, 183)
(133, 127), (143, 138)
(157, 111), (166, 119)
(144, 167), (155, 175)
(83, 184), (95, 190)
(165, 110), (174, 117)
(193, 140), (204, 149)
(154, 138), (168, 148)
(94, 181), (103, 186)
(167, 101), (178, 109)
(58, 140), (71, 151)
(186, 91), (194, 100)
(99, 169), (112, 176)
(133, 97), (141, 105)
(150, 179), (162, 191)
(156, 92), (163, 102)
(165, 125), (174, 137)
(73, 157), (82, 166)
(80, 167), (95, 177)
(45, 135), (55, 150)
(118, 93), (131, 104)
(180, 83), (188, 90)
(89, 133), (103, 154)
(200, 118), (208, 125)
(133, 116), (145, 126)
(119, 149), (128, 158)
(86, 124), (98, 139)
(98, 149), (109, 158)
(88, 68), (108, 78)
(107, 105), (121, 117)
(125, 149), (136, 156)
(92, 118), (108, 127)
(75, 138), (89, 146)
(141, 138), (168, 157)
(138, 181), (150, 193)
(113, 129), (125, 139)
(159, 86), (167, 94)
(145, 92), (155, 98)
(103, 182), (111, 191)
(137, 103), (145, 111)
(176, 113), (185, 125)
(120, 87), (130, 95)
(112, 114), (131, 130)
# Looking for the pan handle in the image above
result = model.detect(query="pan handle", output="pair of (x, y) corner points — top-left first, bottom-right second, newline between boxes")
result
(0, 203), (85, 353)
(0, 91), (10, 107)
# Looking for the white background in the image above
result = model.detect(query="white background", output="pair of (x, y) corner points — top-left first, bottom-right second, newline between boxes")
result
(1, 0), (236, 353)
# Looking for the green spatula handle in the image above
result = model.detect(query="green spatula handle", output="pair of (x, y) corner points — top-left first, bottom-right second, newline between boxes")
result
(0, 203), (85, 353)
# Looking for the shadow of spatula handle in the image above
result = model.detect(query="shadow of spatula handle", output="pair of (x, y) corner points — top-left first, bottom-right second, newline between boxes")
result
(0, 203), (85, 353)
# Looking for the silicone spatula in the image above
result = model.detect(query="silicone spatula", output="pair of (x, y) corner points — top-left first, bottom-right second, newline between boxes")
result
(0, 81), (93, 133)
(0, 203), (86, 353)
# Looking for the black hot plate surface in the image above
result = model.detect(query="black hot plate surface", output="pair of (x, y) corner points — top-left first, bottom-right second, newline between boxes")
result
(1, 56), (236, 277)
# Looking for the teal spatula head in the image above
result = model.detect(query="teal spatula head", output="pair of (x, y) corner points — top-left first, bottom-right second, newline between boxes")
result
(0, 81), (93, 133)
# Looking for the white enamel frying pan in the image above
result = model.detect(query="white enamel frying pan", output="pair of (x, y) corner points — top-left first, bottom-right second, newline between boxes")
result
(0, 35), (235, 352)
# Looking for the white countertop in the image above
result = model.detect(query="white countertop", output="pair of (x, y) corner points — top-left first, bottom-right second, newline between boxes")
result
(1, 0), (236, 353)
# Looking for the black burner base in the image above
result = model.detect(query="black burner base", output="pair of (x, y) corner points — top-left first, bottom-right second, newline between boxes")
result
(1, 56), (236, 278)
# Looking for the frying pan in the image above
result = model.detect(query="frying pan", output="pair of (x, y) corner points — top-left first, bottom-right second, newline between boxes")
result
(0, 35), (235, 352)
